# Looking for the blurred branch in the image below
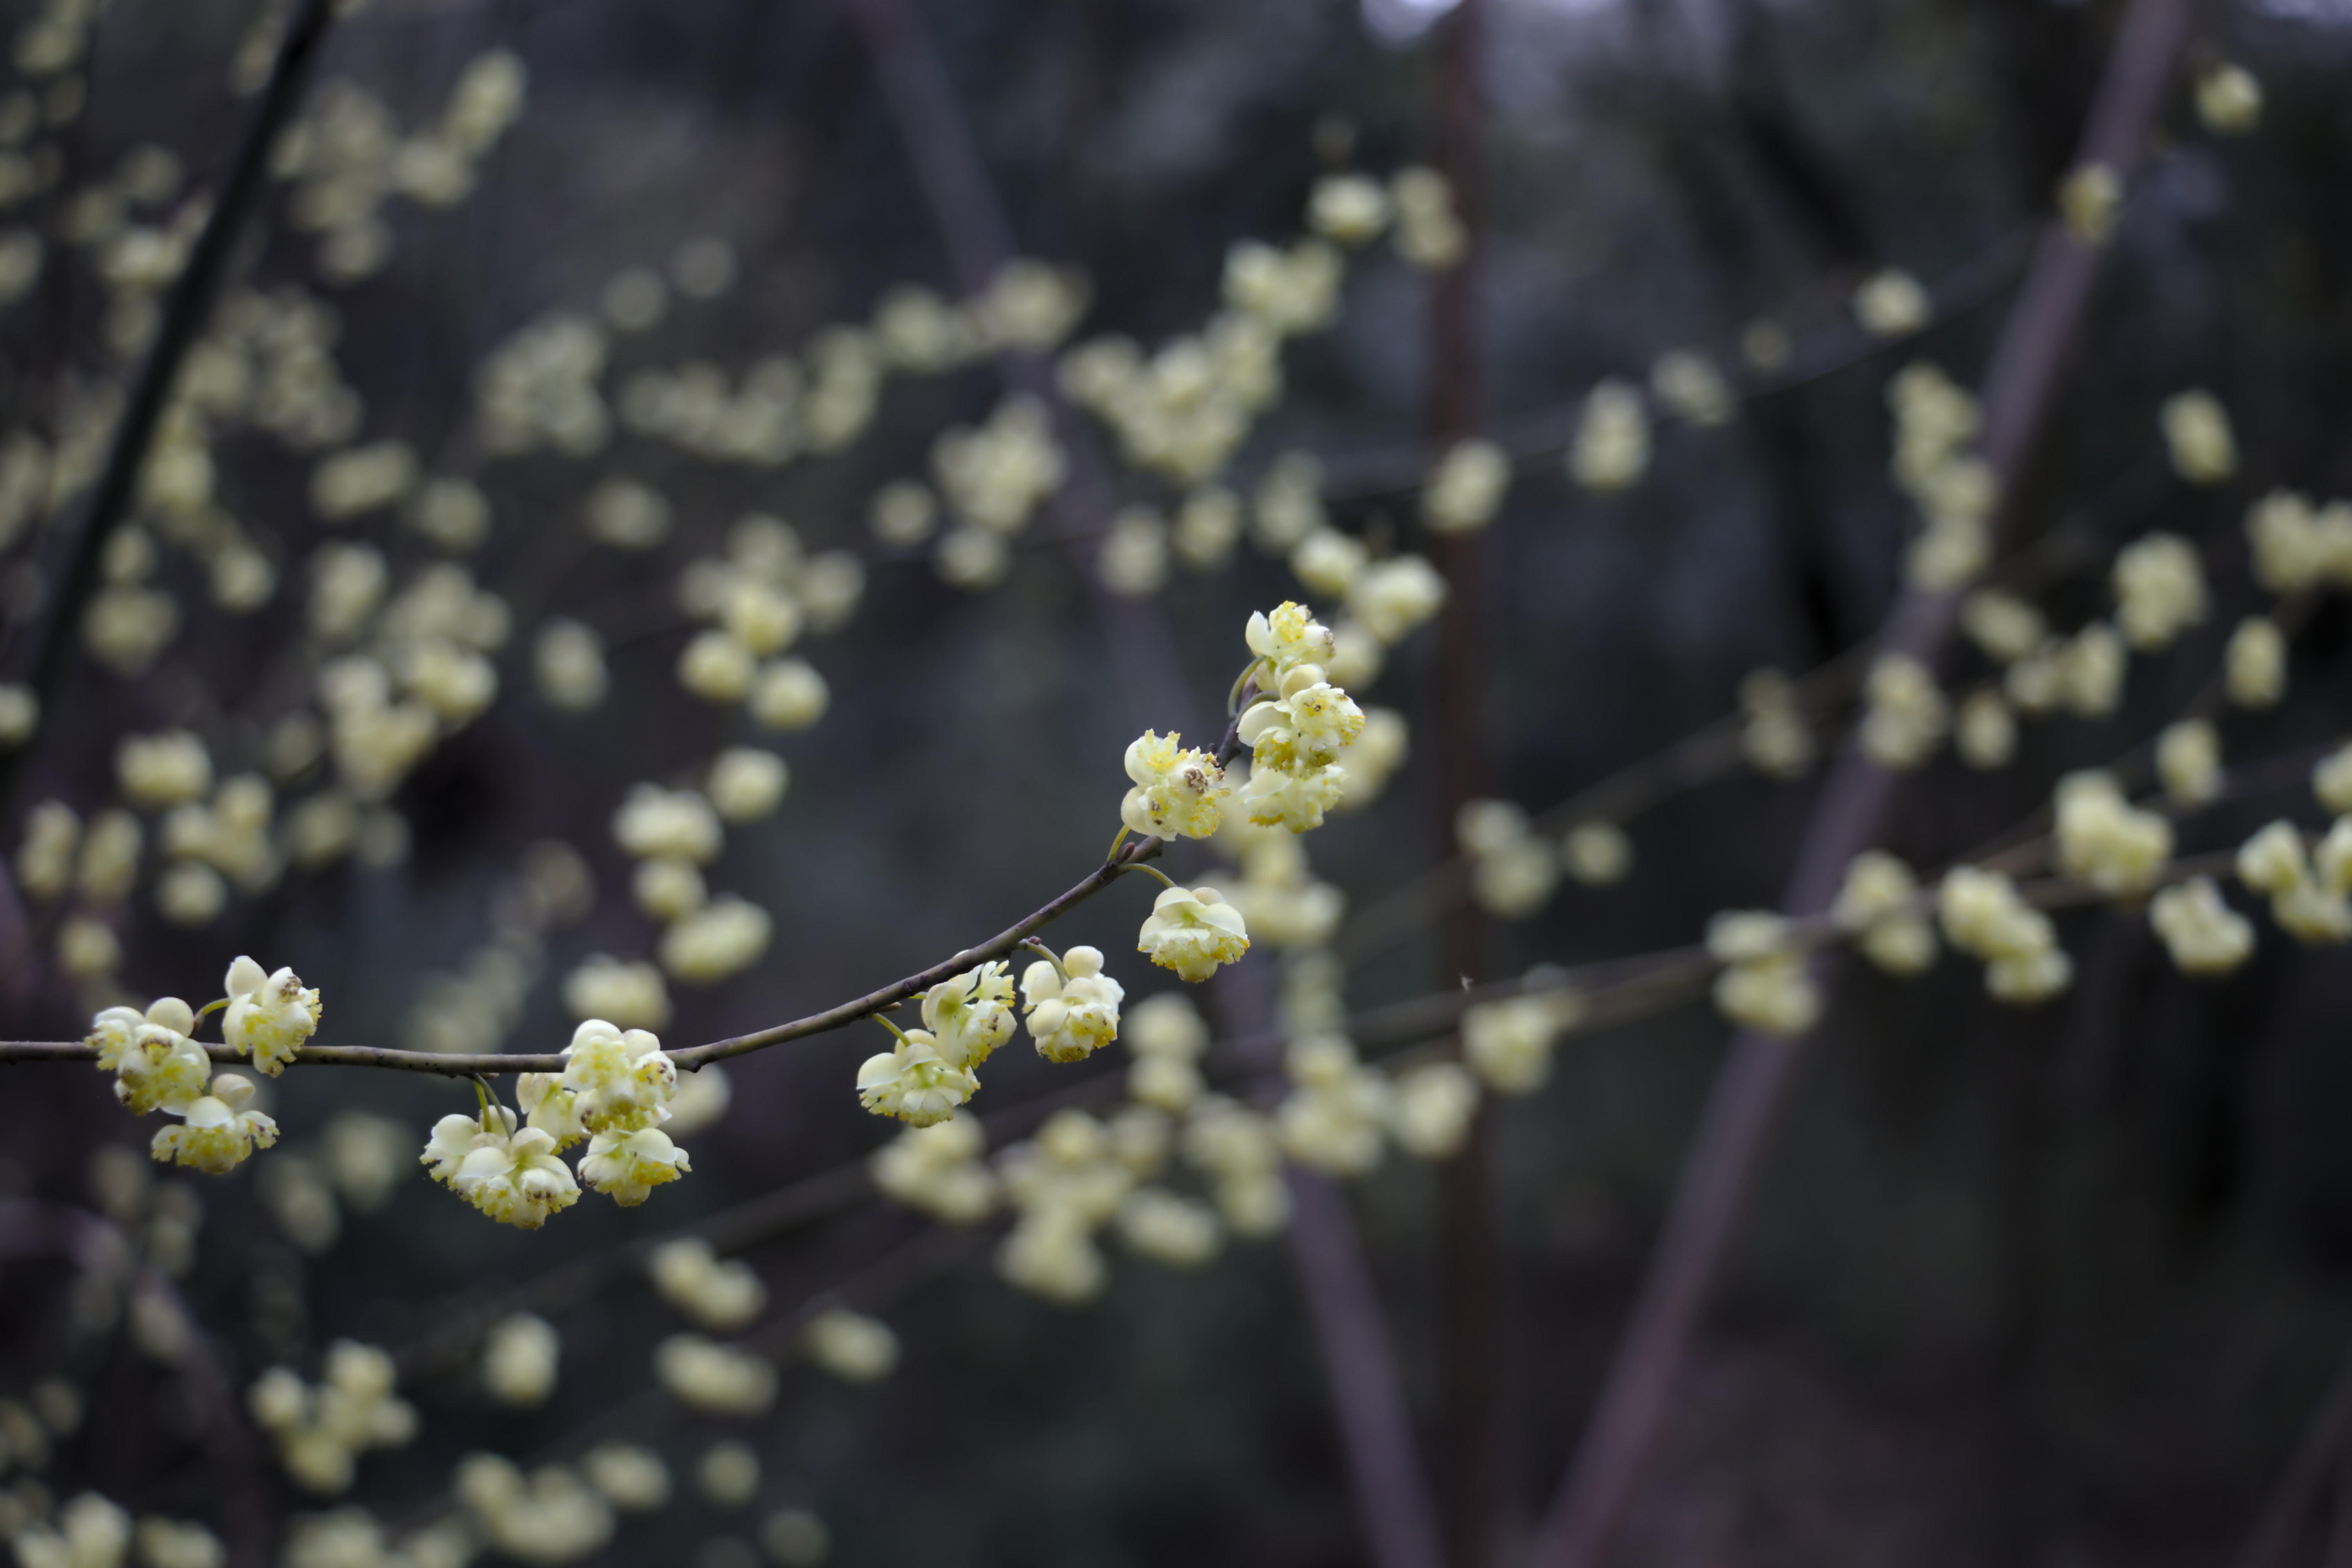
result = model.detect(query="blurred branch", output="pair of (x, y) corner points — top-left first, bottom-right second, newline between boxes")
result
(1530, 2), (2196, 1562)
(0, 0), (341, 818)
(2237, 1345), (2352, 1568)
(1286, 1170), (1445, 1568)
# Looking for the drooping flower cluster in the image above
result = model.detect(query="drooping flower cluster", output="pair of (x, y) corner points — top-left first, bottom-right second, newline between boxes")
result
(856, 962), (1014, 1125)
(1234, 601), (1368, 834)
(609, 783), (773, 985)
(1270, 1035), (1388, 1177)
(88, 964), (311, 1175)
(221, 954), (322, 1076)
(2111, 531), (2208, 651)
(1020, 946), (1125, 1064)
(1136, 885), (1252, 983)
(247, 1342), (417, 1495)
(1119, 730), (1228, 840)
(420, 1106), (578, 1230)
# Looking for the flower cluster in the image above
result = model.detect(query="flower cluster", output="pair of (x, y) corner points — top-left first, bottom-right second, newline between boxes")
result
(2237, 819), (2352, 944)
(995, 1109), (1149, 1302)
(1122, 992), (1211, 1114)
(481, 1313), (560, 1407)
(1179, 1095), (1291, 1238)
(927, 395), (1068, 587)
(872, 1116), (1000, 1224)
(2243, 489), (2352, 596)
(609, 784), (774, 985)
(1706, 912), (1821, 1037)
(1570, 381), (1650, 493)
(1456, 798), (1561, 920)
(1217, 829), (1345, 951)
(654, 1334), (777, 1415)
(456, 1453), (615, 1564)
(1462, 990), (1584, 1095)
(2052, 772), (2172, 897)
(1889, 362), (1995, 592)
(670, 516), (855, 729)
(1938, 867), (2071, 1003)
(2149, 877), (2257, 976)
(1859, 653), (1948, 770)
(804, 1310), (900, 1384)
(247, 1342), (417, 1495)
(648, 1237), (767, 1331)
(1020, 945), (1125, 1064)
(856, 962), (1014, 1125)
(2111, 532), (2208, 651)
(1120, 730), (1228, 840)
(1235, 601), (1370, 834)
(1830, 852), (1938, 976)
(2160, 389), (2236, 484)
(1740, 668), (1815, 778)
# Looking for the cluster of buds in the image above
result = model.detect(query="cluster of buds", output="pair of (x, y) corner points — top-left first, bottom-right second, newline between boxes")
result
(272, 54), (527, 282)
(2243, 490), (2352, 597)
(1456, 798), (1560, 920)
(246, 1342), (416, 1495)
(2237, 819), (2352, 944)
(1831, 852), (1938, 976)
(873, 1116), (1000, 1225)
(1938, 867), (2071, 1003)
(2052, 772), (2173, 897)
(455, 1453), (614, 1564)
(610, 782), (774, 985)
(671, 515), (856, 730)
(1462, 990), (1584, 1096)
(648, 1238), (767, 1331)
(1888, 362), (1995, 592)
(1706, 912), (1821, 1038)
(927, 396), (1068, 588)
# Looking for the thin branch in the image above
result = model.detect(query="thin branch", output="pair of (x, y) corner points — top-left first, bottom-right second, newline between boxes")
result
(0, 834), (1164, 1075)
